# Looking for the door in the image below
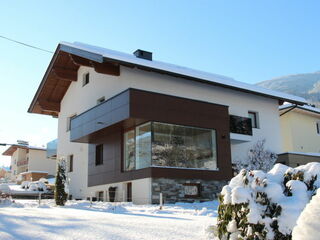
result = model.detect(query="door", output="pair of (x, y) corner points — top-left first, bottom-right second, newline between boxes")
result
(127, 182), (132, 202)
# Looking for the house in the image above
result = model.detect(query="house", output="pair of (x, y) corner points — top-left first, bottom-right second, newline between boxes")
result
(278, 104), (320, 167)
(2, 141), (56, 182)
(27, 42), (306, 204)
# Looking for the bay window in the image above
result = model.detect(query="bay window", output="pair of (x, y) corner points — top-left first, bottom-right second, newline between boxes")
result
(123, 122), (217, 171)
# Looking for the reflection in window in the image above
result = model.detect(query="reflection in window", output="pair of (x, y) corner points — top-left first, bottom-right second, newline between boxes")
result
(152, 122), (217, 170)
(124, 130), (135, 171)
(123, 122), (217, 171)
(136, 123), (151, 169)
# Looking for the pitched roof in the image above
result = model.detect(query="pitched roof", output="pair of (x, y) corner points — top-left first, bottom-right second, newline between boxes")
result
(279, 103), (320, 116)
(2, 144), (46, 156)
(28, 42), (307, 116)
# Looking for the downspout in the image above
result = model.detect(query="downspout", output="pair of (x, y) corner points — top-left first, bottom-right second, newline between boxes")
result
(280, 104), (298, 117)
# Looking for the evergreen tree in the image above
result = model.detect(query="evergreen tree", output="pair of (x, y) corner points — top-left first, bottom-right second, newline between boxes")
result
(55, 157), (67, 206)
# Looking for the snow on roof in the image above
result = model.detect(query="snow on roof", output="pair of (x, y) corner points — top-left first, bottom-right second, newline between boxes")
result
(59, 41), (307, 104)
(280, 103), (320, 115)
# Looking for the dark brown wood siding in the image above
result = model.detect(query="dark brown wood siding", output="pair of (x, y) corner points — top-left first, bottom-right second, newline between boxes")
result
(72, 89), (232, 187)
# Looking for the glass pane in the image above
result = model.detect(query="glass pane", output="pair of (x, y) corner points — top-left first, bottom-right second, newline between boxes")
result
(152, 122), (217, 170)
(124, 130), (135, 171)
(136, 122), (152, 169)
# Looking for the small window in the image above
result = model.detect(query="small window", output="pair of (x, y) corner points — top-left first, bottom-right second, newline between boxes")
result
(97, 191), (104, 201)
(83, 73), (90, 86)
(95, 144), (103, 165)
(67, 114), (77, 132)
(248, 111), (259, 128)
(317, 122), (320, 134)
(68, 155), (73, 172)
(97, 97), (105, 105)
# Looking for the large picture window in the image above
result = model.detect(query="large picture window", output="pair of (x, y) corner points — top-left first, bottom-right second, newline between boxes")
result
(123, 122), (217, 171)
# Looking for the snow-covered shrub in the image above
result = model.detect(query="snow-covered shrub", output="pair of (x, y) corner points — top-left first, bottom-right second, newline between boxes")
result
(211, 162), (320, 240)
(292, 189), (320, 240)
(234, 139), (277, 173)
(28, 181), (47, 192)
(21, 181), (30, 189)
(39, 178), (49, 184)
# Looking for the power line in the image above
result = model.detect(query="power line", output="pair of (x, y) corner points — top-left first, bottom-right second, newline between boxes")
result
(0, 35), (53, 54)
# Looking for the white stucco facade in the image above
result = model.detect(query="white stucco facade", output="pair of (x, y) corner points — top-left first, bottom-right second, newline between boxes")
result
(57, 65), (282, 202)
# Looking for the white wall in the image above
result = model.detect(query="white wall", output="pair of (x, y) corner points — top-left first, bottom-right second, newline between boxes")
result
(58, 65), (282, 199)
(28, 149), (56, 176)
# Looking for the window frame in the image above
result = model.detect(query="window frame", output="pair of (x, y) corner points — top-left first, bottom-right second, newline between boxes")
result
(82, 72), (90, 87)
(123, 121), (218, 172)
(95, 144), (104, 166)
(68, 154), (73, 172)
(248, 111), (259, 129)
(66, 114), (77, 132)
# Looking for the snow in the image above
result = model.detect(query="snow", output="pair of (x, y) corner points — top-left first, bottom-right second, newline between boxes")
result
(292, 189), (320, 240)
(60, 41), (306, 104)
(0, 200), (218, 240)
(213, 163), (320, 239)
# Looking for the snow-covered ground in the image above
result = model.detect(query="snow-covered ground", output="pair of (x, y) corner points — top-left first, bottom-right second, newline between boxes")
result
(0, 200), (218, 240)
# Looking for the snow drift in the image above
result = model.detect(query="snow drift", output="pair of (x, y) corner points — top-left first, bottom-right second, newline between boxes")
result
(210, 162), (320, 240)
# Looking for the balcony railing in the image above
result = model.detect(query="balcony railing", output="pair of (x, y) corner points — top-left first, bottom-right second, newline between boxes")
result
(230, 115), (252, 136)
(17, 159), (28, 166)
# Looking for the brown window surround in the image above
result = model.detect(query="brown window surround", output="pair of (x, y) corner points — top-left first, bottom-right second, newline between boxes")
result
(73, 88), (232, 187)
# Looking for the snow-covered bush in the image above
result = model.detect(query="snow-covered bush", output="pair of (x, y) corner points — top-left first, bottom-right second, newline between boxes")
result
(39, 178), (49, 184)
(211, 162), (320, 240)
(234, 139), (277, 173)
(21, 181), (30, 189)
(28, 181), (47, 192)
(292, 188), (320, 240)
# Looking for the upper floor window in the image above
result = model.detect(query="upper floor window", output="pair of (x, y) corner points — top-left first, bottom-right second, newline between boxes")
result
(97, 97), (105, 105)
(248, 111), (259, 129)
(67, 114), (77, 132)
(95, 144), (103, 166)
(68, 155), (73, 172)
(82, 72), (90, 86)
(317, 122), (320, 135)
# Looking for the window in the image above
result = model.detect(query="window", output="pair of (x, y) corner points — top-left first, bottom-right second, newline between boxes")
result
(68, 155), (73, 172)
(95, 144), (103, 165)
(317, 122), (320, 134)
(82, 72), (89, 86)
(97, 96), (105, 104)
(124, 130), (135, 171)
(67, 114), (77, 131)
(248, 111), (259, 128)
(97, 191), (104, 202)
(123, 122), (217, 171)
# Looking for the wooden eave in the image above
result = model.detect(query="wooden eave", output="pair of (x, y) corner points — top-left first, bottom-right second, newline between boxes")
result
(28, 44), (120, 117)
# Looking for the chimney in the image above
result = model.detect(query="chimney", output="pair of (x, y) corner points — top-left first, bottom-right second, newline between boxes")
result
(133, 49), (152, 61)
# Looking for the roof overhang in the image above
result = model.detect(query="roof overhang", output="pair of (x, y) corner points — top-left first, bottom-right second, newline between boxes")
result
(2, 145), (46, 156)
(28, 44), (120, 116)
(279, 104), (320, 117)
(28, 42), (307, 117)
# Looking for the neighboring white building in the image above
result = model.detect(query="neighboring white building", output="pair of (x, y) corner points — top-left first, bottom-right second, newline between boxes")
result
(28, 42), (306, 203)
(2, 141), (56, 182)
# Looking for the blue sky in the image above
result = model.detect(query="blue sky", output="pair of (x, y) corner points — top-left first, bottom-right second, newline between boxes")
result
(0, 0), (319, 165)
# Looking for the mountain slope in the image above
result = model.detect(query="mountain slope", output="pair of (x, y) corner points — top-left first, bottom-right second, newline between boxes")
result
(257, 71), (320, 106)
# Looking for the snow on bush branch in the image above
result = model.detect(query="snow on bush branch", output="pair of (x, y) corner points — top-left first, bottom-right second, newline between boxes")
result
(207, 162), (320, 240)
(234, 139), (277, 173)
